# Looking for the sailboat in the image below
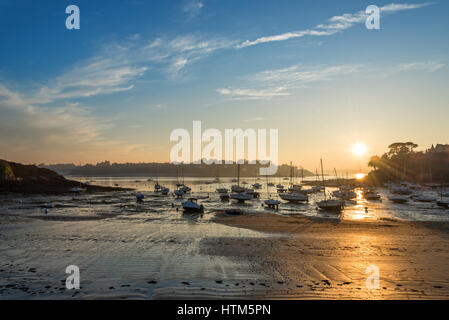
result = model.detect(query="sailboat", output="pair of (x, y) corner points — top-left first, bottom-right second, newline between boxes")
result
(230, 164), (245, 193)
(264, 172), (280, 209)
(252, 170), (262, 189)
(154, 165), (162, 192)
(280, 162), (308, 203)
(182, 198), (204, 213)
(437, 184), (449, 208)
(316, 159), (344, 212)
(230, 164), (252, 202)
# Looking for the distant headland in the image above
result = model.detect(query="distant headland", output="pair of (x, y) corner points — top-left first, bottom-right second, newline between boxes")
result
(0, 159), (129, 194)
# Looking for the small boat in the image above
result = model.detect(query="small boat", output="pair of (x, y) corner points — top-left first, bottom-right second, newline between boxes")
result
(332, 187), (357, 200)
(219, 193), (230, 201)
(180, 186), (191, 193)
(244, 189), (259, 198)
(311, 186), (323, 193)
(316, 159), (344, 213)
(391, 186), (413, 195)
(161, 188), (170, 196)
(174, 190), (184, 198)
(277, 187), (287, 193)
(365, 191), (381, 200)
(147, 178), (153, 182)
(437, 200), (449, 208)
(252, 183), (263, 189)
(40, 203), (55, 209)
(317, 199), (344, 212)
(216, 188), (228, 193)
(225, 208), (242, 215)
(230, 192), (253, 203)
(389, 195), (409, 204)
(231, 185), (245, 193)
(69, 187), (85, 193)
(276, 184), (284, 189)
(288, 185), (302, 192)
(279, 192), (308, 203)
(154, 183), (162, 191)
(412, 194), (437, 203)
(265, 199), (281, 209)
(267, 182), (275, 187)
(136, 193), (145, 202)
(182, 198), (204, 213)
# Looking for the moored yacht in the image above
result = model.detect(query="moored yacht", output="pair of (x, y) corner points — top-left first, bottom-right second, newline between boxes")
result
(389, 195), (409, 203)
(317, 199), (345, 212)
(316, 159), (344, 213)
(182, 198), (204, 213)
(230, 192), (253, 203)
(279, 192), (308, 203)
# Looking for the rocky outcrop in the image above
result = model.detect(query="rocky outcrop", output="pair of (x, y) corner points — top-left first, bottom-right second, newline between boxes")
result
(0, 159), (129, 194)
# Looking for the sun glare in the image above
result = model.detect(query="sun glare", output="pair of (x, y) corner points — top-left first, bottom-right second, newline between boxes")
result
(355, 173), (367, 180)
(353, 143), (367, 156)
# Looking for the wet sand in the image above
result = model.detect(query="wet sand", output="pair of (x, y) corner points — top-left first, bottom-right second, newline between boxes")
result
(204, 213), (449, 299)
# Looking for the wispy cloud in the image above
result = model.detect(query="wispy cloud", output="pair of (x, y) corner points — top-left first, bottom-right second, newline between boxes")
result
(245, 117), (265, 122)
(217, 86), (290, 100)
(218, 64), (363, 100)
(396, 61), (445, 72)
(217, 60), (445, 101)
(237, 2), (434, 48)
(183, 0), (205, 20)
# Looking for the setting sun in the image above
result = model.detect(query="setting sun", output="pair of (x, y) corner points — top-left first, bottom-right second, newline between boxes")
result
(353, 143), (367, 156)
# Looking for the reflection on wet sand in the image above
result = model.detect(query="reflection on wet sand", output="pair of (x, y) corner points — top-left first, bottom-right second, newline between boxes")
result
(210, 213), (449, 299)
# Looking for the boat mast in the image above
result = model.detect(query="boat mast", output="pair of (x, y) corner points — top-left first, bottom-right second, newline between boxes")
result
(237, 163), (240, 188)
(301, 167), (304, 184)
(290, 161), (293, 187)
(320, 159), (327, 202)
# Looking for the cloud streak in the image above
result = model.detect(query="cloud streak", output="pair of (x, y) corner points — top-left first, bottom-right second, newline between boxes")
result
(237, 2), (434, 48)
(218, 64), (364, 100)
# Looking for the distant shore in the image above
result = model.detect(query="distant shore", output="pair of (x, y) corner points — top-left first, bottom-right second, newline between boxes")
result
(206, 213), (449, 299)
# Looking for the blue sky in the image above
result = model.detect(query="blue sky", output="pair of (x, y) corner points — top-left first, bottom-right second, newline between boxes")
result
(0, 0), (448, 171)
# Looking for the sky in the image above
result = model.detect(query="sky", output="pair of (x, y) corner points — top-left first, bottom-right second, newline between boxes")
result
(0, 0), (448, 172)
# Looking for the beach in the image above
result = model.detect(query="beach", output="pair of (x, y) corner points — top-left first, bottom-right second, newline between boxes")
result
(206, 213), (449, 299)
(1, 177), (449, 300)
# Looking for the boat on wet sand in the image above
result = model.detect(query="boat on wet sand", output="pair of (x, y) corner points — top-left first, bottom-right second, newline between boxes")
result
(316, 159), (344, 213)
(389, 195), (409, 204)
(365, 191), (381, 200)
(219, 193), (230, 201)
(317, 199), (345, 212)
(230, 192), (253, 203)
(264, 199), (281, 209)
(280, 192), (308, 203)
(412, 194), (437, 203)
(437, 200), (449, 208)
(174, 190), (184, 198)
(182, 198), (204, 213)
